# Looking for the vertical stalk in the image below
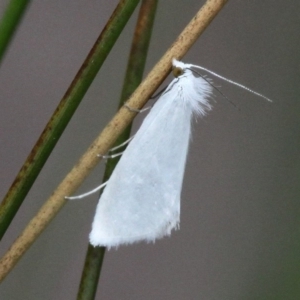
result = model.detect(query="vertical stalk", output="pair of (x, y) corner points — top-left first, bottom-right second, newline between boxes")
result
(0, 0), (140, 240)
(77, 1), (158, 299)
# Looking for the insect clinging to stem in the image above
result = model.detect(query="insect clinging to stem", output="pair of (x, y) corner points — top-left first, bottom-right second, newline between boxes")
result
(66, 58), (272, 248)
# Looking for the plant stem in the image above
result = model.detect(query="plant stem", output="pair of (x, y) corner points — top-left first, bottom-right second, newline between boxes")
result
(0, 0), (31, 65)
(77, 1), (158, 299)
(0, 0), (140, 240)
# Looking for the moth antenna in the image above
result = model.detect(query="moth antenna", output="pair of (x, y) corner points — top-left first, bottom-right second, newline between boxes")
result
(190, 64), (273, 103)
(188, 68), (239, 110)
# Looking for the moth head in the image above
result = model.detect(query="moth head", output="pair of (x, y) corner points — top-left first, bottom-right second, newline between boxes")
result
(172, 58), (188, 78)
(172, 66), (184, 78)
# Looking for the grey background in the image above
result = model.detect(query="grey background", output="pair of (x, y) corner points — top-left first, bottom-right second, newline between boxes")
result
(0, 0), (300, 299)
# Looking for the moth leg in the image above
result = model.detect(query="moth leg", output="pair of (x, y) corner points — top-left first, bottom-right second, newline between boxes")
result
(97, 135), (135, 159)
(109, 136), (134, 152)
(124, 85), (167, 113)
(124, 104), (151, 113)
(99, 151), (124, 159)
(65, 181), (108, 200)
(150, 85), (168, 99)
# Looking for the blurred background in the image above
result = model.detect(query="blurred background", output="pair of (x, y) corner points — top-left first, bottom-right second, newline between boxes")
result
(0, 0), (299, 299)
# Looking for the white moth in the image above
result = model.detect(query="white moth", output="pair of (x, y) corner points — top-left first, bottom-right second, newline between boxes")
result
(89, 59), (213, 248)
(67, 59), (271, 248)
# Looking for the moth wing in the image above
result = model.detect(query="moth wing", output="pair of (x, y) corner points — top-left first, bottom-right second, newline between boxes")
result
(90, 90), (193, 248)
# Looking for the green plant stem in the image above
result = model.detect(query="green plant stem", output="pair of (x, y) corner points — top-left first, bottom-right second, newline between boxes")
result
(0, 0), (140, 240)
(77, 1), (158, 299)
(0, 0), (31, 65)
